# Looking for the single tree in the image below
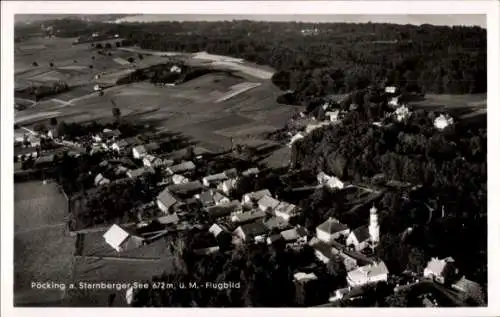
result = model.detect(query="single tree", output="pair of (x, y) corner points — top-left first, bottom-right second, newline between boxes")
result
(91, 56), (96, 60)
(49, 62), (54, 67)
(32, 61), (38, 67)
(89, 65), (93, 69)
(112, 105), (121, 123)
(138, 54), (144, 60)
(127, 57), (135, 63)
(105, 43), (112, 49)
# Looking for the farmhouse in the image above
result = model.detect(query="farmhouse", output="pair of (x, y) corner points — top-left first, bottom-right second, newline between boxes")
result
(171, 174), (190, 185)
(423, 257), (457, 284)
(257, 195), (281, 212)
(231, 209), (266, 224)
(196, 190), (215, 207)
(242, 189), (272, 206)
(94, 173), (110, 186)
(316, 218), (350, 243)
(167, 161), (196, 175)
(234, 222), (269, 243)
(346, 261), (389, 287)
(206, 200), (242, 219)
(127, 167), (147, 179)
(202, 172), (228, 187)
(274, 201), (299, 221)
(167, 180), (204, 196)
(346, 226), (371, 251)
(280, 226), (308, 248)
(217, 178), (238, 195)
(102, 224), (144, 253)
(156, 189), (179, 213)
(132, 145), (147, 159)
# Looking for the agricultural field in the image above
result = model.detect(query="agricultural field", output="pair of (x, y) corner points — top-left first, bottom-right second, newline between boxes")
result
(409, 93), (487, 118)
(14, 181), (75, 306)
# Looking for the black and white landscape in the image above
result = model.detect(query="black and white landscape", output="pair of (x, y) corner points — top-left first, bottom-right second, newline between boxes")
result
(12, 14), (487, 308)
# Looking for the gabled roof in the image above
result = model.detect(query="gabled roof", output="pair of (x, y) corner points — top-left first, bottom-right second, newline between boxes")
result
(310, 238), (336, 260)
(213, 192), (228, 203)
(242, 167), (260, 176)
(347, 261), (389, 281)
(167, 180), (204, 194)
(115, 139), (129, 147)
(144, 142), (160, 151)
(274, 201), (298, 216)
(206, 200), (241, 218)
(168, 161), (196, 173)
(232, 209), (266, 223)
(281, 227), (307, 241)
(103, 129), (121, 138)
(317, 218), (350, 234)
(224, 168), (238, 179)
(237, 222), (269, 238)
(351, 225), (370, 243)
(243, 189), (271, 201)
(197, 190), (214, 204)
(257, 195), (280, 210)
(133, 145), (147, 154)
(262, 216), (289, 230)
(103, 224), (130, 250)
(157, 189), (178, 209)
(425, 257), (454, 276)
(127, 167), (147, 178)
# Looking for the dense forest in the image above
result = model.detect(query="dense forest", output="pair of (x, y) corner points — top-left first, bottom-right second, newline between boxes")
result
(16, 19), (486, 101)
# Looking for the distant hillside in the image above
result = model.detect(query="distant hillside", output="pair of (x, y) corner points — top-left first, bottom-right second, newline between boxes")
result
(15, 14), (131, 25)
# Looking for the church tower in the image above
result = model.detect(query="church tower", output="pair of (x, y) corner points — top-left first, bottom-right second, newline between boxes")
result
(369, 204), (380, 247)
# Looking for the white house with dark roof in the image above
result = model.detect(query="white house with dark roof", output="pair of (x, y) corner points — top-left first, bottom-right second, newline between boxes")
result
(156, 189), (179, 214)
(217, 178), (238, 196)
(316, 218), (350, 243)
(423, 257), (457, 284)
(257, 195), (280, 213)
(293, 272), (318, 283)
(166, 161), (196, 175)
(171, 174), (189, 185)
(274, 201), (299, 221)
(242, 189), (271, 206)
(231, 209), (266, 224)
(103, 224), (144, 253)
(234, 222), (269, 242)
(347, 261), (389, 287)
(346, 226), (371, 251)
(132, 145), (147, 159)
(202, 172), (228, 187)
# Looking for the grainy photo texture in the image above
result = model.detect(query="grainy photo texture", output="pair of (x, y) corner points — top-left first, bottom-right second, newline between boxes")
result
(13, 13), (487, 307)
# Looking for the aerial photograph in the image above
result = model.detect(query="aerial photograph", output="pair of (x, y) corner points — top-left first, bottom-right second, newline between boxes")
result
(12, 13), (487, 307)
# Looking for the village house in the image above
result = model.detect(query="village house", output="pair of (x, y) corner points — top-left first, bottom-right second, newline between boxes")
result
(217, 178), (238, 196)
(257, 195), (281, 213)
(317, 171), (344, 190)
(143, 155), (174, 168)
(280, 226), (308, 248)
(231, 209), (266, 224)
(202, 172), (228, 187)
(103, 224), (145, 253)
(316, 217), (350, 243)
(167, 180), (204, 196)
(274, 201), (299, 221)
(346, 261), (389, 287)
(166, 161), (196, 175)
(385, 86), (398, 94)
(206, 200), (242, 219)
(156, 188), (179, 214)
(213, 191), (230, 205)
(132, 145), (147, 159)
(114, 165), (129, 176)
(196, 190), (215, 207)
(157, 213), (180, 225)
(234, 222), (269, 243)
(310, 238), (339, 264)
(262, 216), (290, 231)
(242, 167), (260, 177)
(423, 257), (458, 284)
(171, 174), (190, 185)
(242, 189), (272, 206)
(111, 139), (129, 152)
(94, 173), (110, 186)
(126, 167), (148, 179)
(346, 225), (371, 251)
